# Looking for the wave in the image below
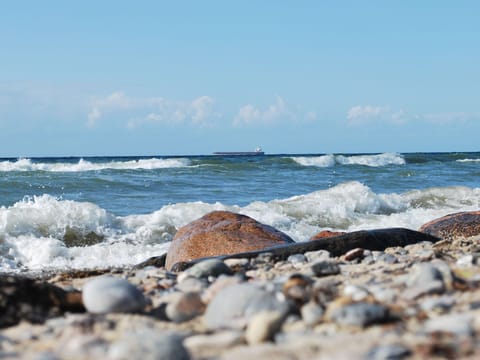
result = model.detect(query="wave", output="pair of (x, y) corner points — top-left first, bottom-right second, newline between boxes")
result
(1, 182), (479, 272)
(457, 158), (480, 163)
(0, 157), (192, 172)
(291, 153), (406, 167)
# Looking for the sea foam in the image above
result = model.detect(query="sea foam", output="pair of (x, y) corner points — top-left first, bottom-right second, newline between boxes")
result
(291, 153), (406, 167)
(0, 157), (191, 172)
(1, 181), (479, 272)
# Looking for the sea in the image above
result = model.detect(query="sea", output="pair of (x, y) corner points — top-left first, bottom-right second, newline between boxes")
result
(1, 152), (479, 273)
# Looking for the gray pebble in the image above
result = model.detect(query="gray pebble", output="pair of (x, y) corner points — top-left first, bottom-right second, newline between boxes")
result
(204, 283), (290, 330)
(300, 301), (324, 326)
(287, 254), (307, 267)
(82, 276), (147, 314)
(108, 330), (190, 360)
(165, 292), (205, 323)
(423, 313), (474, 337)
(311, 260), (340, 277)
(366, 343), (411, 360)
(304, 249), (331, 263)
(182, 259), (233, 279)
(245, 310), (286, 344)
(328, 302), (390, 327)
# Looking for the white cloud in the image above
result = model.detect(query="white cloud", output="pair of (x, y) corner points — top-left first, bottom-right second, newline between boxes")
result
(347, 105), (390, 125)
(87, 92), (218, 128)
(234, 96), (315, 126)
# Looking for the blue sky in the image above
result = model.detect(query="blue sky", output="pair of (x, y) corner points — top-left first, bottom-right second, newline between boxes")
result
(1, 1), (479, 156)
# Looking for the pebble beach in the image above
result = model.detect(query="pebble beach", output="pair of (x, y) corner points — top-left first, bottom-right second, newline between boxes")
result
(2, 225), (480, 359)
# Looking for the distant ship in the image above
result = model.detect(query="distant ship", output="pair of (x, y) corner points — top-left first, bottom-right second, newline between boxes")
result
(213, 146), (265, 156)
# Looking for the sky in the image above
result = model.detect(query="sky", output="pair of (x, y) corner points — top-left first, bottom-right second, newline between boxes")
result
(0, 1), (479, 156)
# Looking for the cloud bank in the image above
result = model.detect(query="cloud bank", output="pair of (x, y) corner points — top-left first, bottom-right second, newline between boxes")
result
(234, 96), (316, 126)
(87, 92), (218, 128)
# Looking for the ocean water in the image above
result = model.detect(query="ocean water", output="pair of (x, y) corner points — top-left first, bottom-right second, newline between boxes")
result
(1, 152), (479, 273)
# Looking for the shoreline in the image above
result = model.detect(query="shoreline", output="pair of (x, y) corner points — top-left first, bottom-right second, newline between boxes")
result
(2, 231), (480, 359)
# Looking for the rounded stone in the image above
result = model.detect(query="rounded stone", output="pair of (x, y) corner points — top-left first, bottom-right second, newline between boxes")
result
(165, 292), (206, 323)
(82, 276), (147, 314)
(419, 211), (480, 240)
(165, 211), (295, 270)
(327, 302), (390, 327)
(204, 283), (290, 330)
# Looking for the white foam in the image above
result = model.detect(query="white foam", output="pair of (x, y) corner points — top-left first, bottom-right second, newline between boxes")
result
(291, 153), (405, 167)
(0, 158), (191, 172)
(2, 182), (480, 272)
(457, 158), (480, 163)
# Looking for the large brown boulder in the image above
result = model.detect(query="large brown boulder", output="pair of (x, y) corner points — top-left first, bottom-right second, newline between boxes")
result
(310, 230), (346, 241)
(419, 211), (480, 240)
(165, 211), (295, 270)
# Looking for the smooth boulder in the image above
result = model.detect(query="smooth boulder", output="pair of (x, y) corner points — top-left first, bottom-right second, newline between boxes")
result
(165, 211), (295, 270)
(419, 211), (480, 240)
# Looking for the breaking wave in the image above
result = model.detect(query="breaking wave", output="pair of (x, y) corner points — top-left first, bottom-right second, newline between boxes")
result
(291, 153), (406, 167)
(1, 181), (479, 272)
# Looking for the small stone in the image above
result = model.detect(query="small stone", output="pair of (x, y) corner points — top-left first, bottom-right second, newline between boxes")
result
(404, 263), (445, 299)
(423, 313), (474, 337)
(304, 249), (331, 263)
(176, 276), (208, 293)
(366, 343), (411, 360)
(343, 284), (371, 301)
(287, 254), (307, 267)
(108, 330), (190, 360)
(282, 274), (312, 306)
(311, 261), (340, 277)
(245, 310), (286, 344)
(184, 331), (244, 358)
(300, 301), (324, 326)
(342, 248), (365, 261)
(204, 283), (290, 330)
(456, 254), (475, 267)
(165, 292), (206, 323)
(327, 301), (390, 327)
(376, 253), (398, 264)
(181, 258), (233, 280)
(224, 258), (249, 268)
(420, 296), (455, 314)
(82, 276), (146, 314)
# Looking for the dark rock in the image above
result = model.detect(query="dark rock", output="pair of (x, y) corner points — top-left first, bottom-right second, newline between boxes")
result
(311, 261), (341, 277)
(165, 211), (295, 270)
(419, 211), (480, 240)
(0, 275), (84, 328)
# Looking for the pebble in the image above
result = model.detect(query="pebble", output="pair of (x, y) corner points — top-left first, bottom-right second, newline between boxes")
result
(107, 330), (190, 360)
(327, 301), (390, 327)
(245, 310), (286, 344)
(342, 248), (365, 261)
(287, 254), (307, 268)
(403, 263), (445, 299)
(423, 313), (474, 337)
(224, 258), (250, 268)
(176, 276), (208, 293)
(82, 276), (147, 314)
(304, 249), (331, 263)
(165, 292), (206, 323)
(300, 301), (324, 326)
(343, 284), (371, 301)
(420, 295), (455, 314)
(184, 331), (244, 358)
(204, 283), (290, 330)
(311, 260), (340, 277)
(282, 274), (312, 305)
(365, 343), (411, 360)
(456, 254), (475, 267)
(180, 259), (233, 280)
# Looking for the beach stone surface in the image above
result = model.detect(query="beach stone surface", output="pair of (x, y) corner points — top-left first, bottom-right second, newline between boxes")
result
(165, 210), (295, 270)
(3, 224), (480, 359)
(82, 276), (147, 314)
(419, 211), (480, 240)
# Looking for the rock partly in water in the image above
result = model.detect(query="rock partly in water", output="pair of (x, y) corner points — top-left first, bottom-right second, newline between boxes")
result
(165, 211), (295, 270)
(82, 276), (147, 314)
(419, 211), (480, 240)
(310, 230), (346, 241)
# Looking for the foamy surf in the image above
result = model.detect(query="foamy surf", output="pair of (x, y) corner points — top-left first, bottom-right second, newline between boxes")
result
(0, 157), (192, 172)
(291, 152), (406, 167)
(1, 181), (479, 272)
